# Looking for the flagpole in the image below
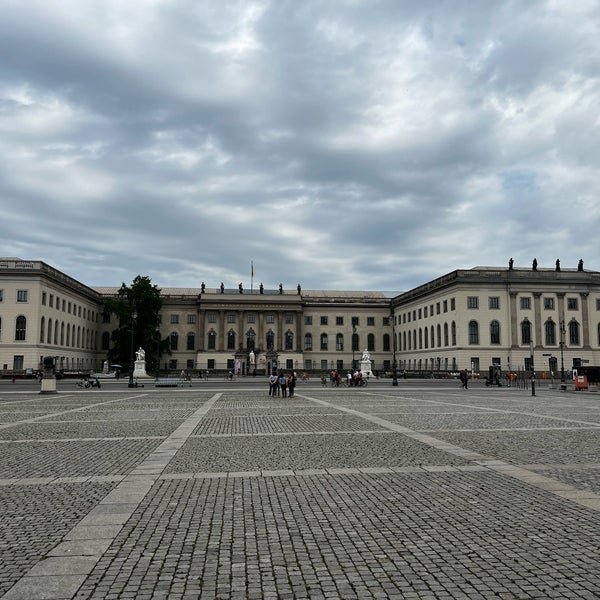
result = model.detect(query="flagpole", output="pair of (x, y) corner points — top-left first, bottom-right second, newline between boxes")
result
(251, 261), (254, 293)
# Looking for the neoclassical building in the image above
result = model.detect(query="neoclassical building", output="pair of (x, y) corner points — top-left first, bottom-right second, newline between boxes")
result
(1, 257), (599, 376)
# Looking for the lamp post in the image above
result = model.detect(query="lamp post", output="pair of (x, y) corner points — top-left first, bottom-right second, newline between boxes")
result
(128, 301), (137, 388)
(155, 325), (161, 382)
(560, 319), (566, 391)
(352, 324), (357, 371)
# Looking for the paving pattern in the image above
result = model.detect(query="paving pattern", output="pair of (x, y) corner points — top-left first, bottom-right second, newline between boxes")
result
(0, 382), (599, 599)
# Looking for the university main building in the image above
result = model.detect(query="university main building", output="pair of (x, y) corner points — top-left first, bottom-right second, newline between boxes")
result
(1, 257), (599, 377)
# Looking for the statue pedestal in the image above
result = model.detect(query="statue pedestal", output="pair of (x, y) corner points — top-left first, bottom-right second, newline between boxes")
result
(133, 360), (149, 379)
(360, 360), (373, 378)
(40, 377), (57, 394)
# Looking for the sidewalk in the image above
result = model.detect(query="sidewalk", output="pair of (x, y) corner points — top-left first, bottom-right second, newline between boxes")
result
(0, 385), (599, 599)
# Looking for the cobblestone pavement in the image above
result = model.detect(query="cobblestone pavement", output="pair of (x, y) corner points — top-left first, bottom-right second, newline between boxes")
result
(0, 382), (599, 599)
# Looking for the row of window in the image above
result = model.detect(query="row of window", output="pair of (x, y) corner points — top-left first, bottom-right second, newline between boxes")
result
(399, 298), (456, 324)
(40, 291), (97, 322)
(164, 313), (389, 326)
(0, 316), (98, 349)
(398, 319), (588, 350)
(151, 330), (393, 353)
(467, 295), (589, 311)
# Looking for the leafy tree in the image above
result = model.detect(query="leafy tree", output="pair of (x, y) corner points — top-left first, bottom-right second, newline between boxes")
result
(103, 275), (167, 374)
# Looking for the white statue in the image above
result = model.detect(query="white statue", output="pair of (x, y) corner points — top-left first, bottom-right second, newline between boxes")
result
(361, 349), (371, 362)
(249, 350), (255, 365)
(135, 347), (145, 361)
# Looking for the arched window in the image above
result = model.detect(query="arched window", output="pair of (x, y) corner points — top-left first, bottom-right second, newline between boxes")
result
(285, 331), (294, 350)
(227, 330), (236, 350)
(521, 320), (531, 345)
(246, 329), (255, 351)
(15, 315), (27, 341)
(170, 332), (179, 350)
(77, 325), (81, 348)
(468, 320), (479, 345)
(418, 328), (423, 349)
(569, 320), (580, 345)
(413, 330), (417, 349)
(383, 333), (390, 352)
(207, 330), (216, 350)
(40, 317), (45, 343)
(597, 323), (600, 346)
(367, 333), (375, 352)
(430, 326), (434, 348)
(545, 320), (556, 345)
(55, 321), (59, 345)
(60, 322), (65, 346)
(437, 324), (442, 347)
(490, 320), (500, 344)
(102, 331), (110, 351)
(320, 333), (328, 351)
(266, 330), (274, 350)
(47, 318), (52, 344)
(407, 330), (411, 350)
(403, 331), (407, 351)
(187, 332), (195, 350)
(424, 327), (428, 348)
(66, 323), (70, 346)
(304, 333), (312, 351)
(336, 333), (344, 351)
(444, 323), (449, 346)
(352, 332), (359, 351)
(451, 321), (456, 346)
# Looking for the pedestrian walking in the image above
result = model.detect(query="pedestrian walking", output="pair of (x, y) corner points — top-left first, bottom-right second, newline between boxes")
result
(459, 369), (468, 389)
(268, 371), (278, 396)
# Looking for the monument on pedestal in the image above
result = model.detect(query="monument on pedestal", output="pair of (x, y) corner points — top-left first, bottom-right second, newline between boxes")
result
(360, 349), (373, 378)
(133, 347), (149, 378)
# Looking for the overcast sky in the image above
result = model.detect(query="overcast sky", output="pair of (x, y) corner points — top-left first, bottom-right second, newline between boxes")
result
(1, 1), (599, 292)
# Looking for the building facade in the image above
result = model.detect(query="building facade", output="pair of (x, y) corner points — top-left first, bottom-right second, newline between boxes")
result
(1, 258), (599, 377)
(391, 266), (600, 376)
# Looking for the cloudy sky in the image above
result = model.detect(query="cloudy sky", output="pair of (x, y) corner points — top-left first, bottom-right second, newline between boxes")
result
(1, 1), (599, 292)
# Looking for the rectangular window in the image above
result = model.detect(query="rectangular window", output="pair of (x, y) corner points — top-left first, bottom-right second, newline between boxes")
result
(13, 355), (24, 370)
(304, 316), (312, 325)
(382, 317), (390, 326)
(49, 294), (53, 307)
(320, 359), (328, 370)
(207, 313), (216, 323)
(567, 298), (578, 310)
(170, 314), (179, 324)
(62, 299), (66, 311)
(544, 297), (555, 310)
(68, 302), (72, 314)
(304, 359), (313, 370)
(596, 299), (600, 310)
(41, 292), (46, 305)
(367, 316), (375, 326)
(336, 316), (344, 326)
(16, 290), (28, 302)
(285, 313), (294, 324)
(467, 296), (479, 309)
(450, 298), (456, 311)
(520, 297), (531, 309)
(489, 297), (500, 309)
(443, 300), (448, 313)
(436, 303), (440, 315)
(418, 309), (422, 319)
(247, 314), (256, 323)
(266, 314), (275, 324)
(320, 334), (328, 350)
(187, 314), (196, 324)
(352, 316), (359, 327)
(227, 314), (236, 323)
(423, 307), (428, 318)
(207, 359), (215, 369)
(320, 316), (328, 325)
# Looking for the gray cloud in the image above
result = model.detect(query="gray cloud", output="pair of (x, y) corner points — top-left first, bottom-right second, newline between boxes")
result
(1, 0), (598, 291)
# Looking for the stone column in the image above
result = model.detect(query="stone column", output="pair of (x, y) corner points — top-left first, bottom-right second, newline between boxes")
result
(277, 312), (284, 351)
(532, 293), (542, 348)
(509, 292), (518, 348)
(580, 292), (591, 348)
(218, 311), (225, 351)
(198, 309), (205, 351)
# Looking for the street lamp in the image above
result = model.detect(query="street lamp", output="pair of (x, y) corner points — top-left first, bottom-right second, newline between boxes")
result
(155, 324), (161, 382)
(128, 301), (137, 388)
(352, 324), (357, 371)
(560, 319), (566, 391)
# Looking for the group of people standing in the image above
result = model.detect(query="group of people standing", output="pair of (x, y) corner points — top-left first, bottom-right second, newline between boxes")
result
(268, 370), (296, 397)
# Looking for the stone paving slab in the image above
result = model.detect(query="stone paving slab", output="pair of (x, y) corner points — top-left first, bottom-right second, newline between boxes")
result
(73, 471), (600, 600)
(0, 439), (165, 478)
(166, 432), (470, 473)
(192, 414), (389, 435)
(0, 386), (599, 599)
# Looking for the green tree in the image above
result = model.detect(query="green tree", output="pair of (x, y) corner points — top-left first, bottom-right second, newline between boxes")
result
(104, 275), (166, 374)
